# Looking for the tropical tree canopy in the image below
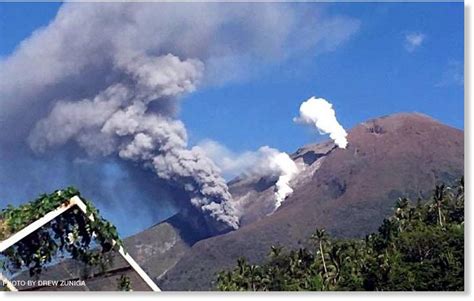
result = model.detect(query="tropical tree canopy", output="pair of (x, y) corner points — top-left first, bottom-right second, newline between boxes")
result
(217, 179), (464, 291)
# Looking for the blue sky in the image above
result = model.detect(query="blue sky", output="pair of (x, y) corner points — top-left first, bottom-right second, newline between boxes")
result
(0, 2), (464, 236)
(0, 2), (463, 154)
(180, 2), (464, 153)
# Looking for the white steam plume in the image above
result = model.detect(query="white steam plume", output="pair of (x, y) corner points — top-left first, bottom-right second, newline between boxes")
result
(267, 151), (299, 210)
(197, 141), (299, 211)
(294, 97), (348, 148)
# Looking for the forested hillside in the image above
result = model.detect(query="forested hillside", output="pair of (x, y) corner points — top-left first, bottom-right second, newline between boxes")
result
(217, 179), (464, 291)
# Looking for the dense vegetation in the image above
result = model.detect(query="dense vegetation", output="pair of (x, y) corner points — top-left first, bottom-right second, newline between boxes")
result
(217, 179), (464, 291)
(0, 188), (123, 286)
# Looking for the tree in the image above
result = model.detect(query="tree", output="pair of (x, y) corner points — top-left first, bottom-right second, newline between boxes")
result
(0, 188), (122, 279)
(311, 229), (328, 275)
(217, 179), (464, 291)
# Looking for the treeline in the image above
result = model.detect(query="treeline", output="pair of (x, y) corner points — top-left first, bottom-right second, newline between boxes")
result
(217, 179), (464, 291)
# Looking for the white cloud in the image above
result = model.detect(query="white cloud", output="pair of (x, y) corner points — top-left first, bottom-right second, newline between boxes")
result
(195, 140), (288, 180)
(195, 139), (265, 180)
(195, 140), (299, 211)
(436, 59), (464, 87)
(404, 32), (426, 52)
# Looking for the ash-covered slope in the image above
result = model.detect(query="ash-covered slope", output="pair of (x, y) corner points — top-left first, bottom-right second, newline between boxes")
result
(158, 112), (464, 290)
(12, 212), (196, 291)
(229, 140), (336, 226)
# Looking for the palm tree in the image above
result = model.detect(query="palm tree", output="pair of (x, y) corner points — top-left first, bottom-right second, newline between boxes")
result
(312, 229), (328, 275)
(327, 244), (343, 286)
(395, 197), (409, 218)
(234, 257), (250, 289)
(270, 245), (282, 258)
(457, 177), (464, 201)
(237, 257), (248, 275)
(248, 264), (259, 291)
(433, 185), (446, 226)
(395, 197), (410, 232)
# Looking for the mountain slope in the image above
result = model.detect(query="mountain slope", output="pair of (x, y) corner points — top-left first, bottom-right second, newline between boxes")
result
(158, 112), (464, 290)
(11, 112), (464, 291)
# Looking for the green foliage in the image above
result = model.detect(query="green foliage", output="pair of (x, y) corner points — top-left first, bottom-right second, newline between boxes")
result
(217, 179), (464, 291)
(117, 274), (132, 291)
(0, 187), (122, 277)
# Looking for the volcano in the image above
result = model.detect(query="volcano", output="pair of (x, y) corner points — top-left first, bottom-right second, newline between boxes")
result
(157, 112), (464, 290)
(13, 112), (464, 291)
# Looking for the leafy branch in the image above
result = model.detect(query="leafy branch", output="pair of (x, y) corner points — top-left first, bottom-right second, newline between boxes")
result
(0, 187), (122, 277)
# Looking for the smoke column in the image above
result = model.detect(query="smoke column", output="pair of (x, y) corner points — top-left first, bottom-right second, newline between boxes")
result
(197, 142), (299, 212)
(0, 3), (359, 234)
(268, 151), (299, 210)
(294, 97), (348, 148)
(25, 53), (241, 230)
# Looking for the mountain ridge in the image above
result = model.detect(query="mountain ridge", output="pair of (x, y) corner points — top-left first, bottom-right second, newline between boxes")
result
(11, 112), (464, 291)
(157, 112), (464, 290)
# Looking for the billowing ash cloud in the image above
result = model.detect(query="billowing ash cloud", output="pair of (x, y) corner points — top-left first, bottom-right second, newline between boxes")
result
(26, 52), (240, 230)
(0, 2), (359, 234)
(294, 97), (348, 148)
(197, 141), (299, 211)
